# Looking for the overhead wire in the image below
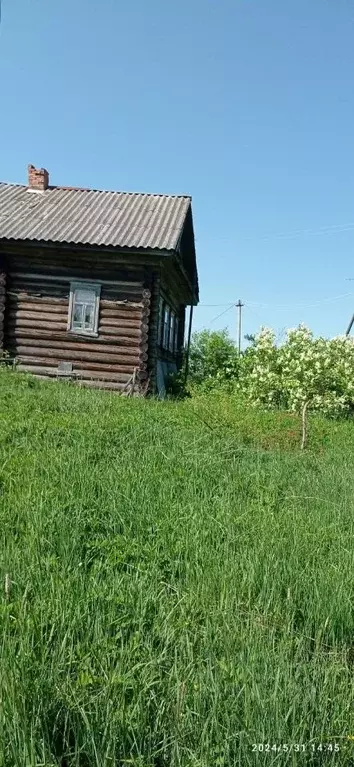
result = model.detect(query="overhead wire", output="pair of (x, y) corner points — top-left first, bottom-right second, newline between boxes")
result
(209, 304), (235, 324)
(198, 290), (354, 335)
(244, 291), (354, 311)
(199, 292), (353, 315)
(197, 303), (235, 307)
(244, 221), (354, 242)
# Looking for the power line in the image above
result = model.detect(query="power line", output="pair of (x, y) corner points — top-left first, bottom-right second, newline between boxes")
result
(244, 292), (354, 311)
(198, 292), (354, 313)
(209, 304), (235, 324)
(244, 303), (265, 322)
(200, 291), (354, 335)
(243, 221), (354, 242)
(198, 303), (235, 307)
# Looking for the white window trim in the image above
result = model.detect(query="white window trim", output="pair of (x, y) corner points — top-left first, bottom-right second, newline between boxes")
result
(67, 281), (101, 337)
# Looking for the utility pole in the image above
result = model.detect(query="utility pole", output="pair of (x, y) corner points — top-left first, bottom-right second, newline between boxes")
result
(236, 299), (244, 353)
(346, 313), (354, 336)
(184, 271), (198, 385)
(345, 279), (354, 335)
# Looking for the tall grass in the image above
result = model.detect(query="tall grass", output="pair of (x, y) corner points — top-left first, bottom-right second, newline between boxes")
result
(0, 369), (354, 766)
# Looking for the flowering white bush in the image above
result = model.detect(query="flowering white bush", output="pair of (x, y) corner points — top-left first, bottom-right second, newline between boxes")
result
(238, 324), (354, 416)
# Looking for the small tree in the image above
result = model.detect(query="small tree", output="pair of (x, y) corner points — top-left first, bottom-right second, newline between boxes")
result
(188, 329), (239, 387)
(238, 325), (354, 444)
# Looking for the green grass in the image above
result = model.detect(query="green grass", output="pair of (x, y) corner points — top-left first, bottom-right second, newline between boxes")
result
(1, 368), (354, 766)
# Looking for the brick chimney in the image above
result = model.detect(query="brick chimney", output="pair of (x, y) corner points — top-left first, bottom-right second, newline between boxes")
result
(28, 164), (49, 191)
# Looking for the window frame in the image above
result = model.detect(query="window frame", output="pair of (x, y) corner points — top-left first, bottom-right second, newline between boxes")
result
(169, 311), (175, 352)
(174, 316), (179, 353)
(158, 296), (164, 347)
(158, 293), (181, 356)
(163, 305), (170, 350)
(67, 281), (101, 337)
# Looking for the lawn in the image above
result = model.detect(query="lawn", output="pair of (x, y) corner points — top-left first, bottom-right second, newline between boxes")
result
(1, 368), (354, 766)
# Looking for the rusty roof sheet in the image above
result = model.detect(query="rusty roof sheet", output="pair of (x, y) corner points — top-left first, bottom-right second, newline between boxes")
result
(0, 183), (192, 252)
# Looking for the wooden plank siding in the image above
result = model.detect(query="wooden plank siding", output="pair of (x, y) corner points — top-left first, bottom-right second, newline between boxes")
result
(2, 245), (155, 392)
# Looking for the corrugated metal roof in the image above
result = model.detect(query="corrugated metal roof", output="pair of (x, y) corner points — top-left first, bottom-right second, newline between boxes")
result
(0, 182), (192, 252)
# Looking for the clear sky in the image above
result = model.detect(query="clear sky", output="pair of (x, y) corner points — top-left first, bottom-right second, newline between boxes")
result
(1, 0), (354, 344)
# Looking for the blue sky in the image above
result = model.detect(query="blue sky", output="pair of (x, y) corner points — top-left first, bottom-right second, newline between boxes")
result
(1, 0), (354, 344)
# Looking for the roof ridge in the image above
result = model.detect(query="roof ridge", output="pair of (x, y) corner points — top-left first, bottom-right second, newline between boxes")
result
(0, 180), (191, 200)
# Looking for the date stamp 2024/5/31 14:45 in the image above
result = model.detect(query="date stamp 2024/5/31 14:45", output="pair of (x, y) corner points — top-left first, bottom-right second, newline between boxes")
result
(251, 741), (352, 755)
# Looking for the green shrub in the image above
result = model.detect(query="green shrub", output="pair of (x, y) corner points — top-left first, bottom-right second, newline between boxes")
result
(165, 369), (191, 399)
(188, 329), (240, 387)
(238, 325), (354, 417)
(187, 325), (354, 418)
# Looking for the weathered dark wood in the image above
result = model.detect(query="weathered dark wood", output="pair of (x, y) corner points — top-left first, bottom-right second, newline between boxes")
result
(1, 242), (163, 270)
(7, 250), (145, 280)
(16, 364), (132, 383)
(147, 269), (161, 392)
(98, 317), (143, 329)
(2, 239), (191, 393)
(9, 295), (144, 313)
(97, 324), (141, 338)
(0, 265), (5, 354)
(12, 346), (141, 365)
(12, 267), (144, 286)
(8, 310), (68, 325)
(8, 300), (143, 326)
(10, 329), (142, 347)
(12, 337), (141, 355)
(98, 307), (143, 318)
(137, 281), (152, 386)
(7, 298), (69, 312)
(15, 356), (136, 374)
(9, 281), (144, 304)
(7, 315), (141, 343)
(5, 248), (147, 387)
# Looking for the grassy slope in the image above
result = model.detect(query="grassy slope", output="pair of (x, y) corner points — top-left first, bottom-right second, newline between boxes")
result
(1, 369), (354, 766)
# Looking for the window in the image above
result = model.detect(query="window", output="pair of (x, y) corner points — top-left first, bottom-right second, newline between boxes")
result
(159, 295), (179, 354)
(68, 282), (101, 336)
(163, 306), (170, 349)
(158, 296), (164, 346)
(169, 312), (175, 352)
(174, 317), (179, 353)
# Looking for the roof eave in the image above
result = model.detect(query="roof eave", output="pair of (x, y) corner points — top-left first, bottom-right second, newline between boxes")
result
(0, 236), (177, 258)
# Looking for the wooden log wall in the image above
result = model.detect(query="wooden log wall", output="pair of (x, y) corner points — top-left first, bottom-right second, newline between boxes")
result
(0, 265), (5, 355)
(3, 246), (154, 392)
(147, 270), (161, 393)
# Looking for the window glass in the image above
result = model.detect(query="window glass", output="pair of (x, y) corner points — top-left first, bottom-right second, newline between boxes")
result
(158, 297), (164, 345)
(159, 298), (179, 354)
(163, 307), (170, 349)
(84, 303), (94, 329)
(174, 317), (179, 352)
(75, 288), (96, 304)
(169, 313), (175, 352)
(73, 303), (84, 328)
(69, 283), (100, 335)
